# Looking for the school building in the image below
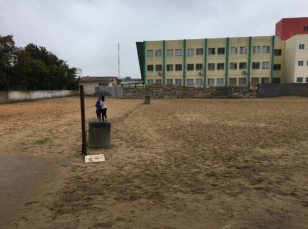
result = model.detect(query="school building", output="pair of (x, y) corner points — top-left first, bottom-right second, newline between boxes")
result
(136, 17), (308, 87)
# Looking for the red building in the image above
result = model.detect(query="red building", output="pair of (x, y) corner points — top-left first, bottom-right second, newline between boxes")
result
(275, 17), (308, 41)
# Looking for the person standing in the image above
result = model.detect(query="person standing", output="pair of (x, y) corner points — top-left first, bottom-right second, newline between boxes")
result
(100, 96), (108, 121)
(94, 99), (102, 121)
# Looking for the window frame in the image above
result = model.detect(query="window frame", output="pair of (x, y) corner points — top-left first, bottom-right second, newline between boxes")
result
(252, 62), (260, 69)
(208, 63), (215, 71)
(218, 47), (225, 55)
(297, 77), (303, 83)
(230, 62), (237, 70)
(239, 78), (247, 86)
(240, 47), (247, 54)
(167, 79), (173, 84)
(262, 62), (270, 69)
(253, 46), (260, 54)
(175, 79), (182, 85)
(196, 48), (203, 56)
(217, 63), (225, 70)
(175, 49), (182, 56)
(147, 79), (153, 85)
(196, 64), (203, 71)
(239, 62), (247, 70)
(167, 64), (173, 71)
(155, 79), (162, 84)
(229, 78), (237, 86)
(230, 47), (237, 55)
(155, 50), (162, 57)
(208, 78), (215, 86)
(187, 79), (194, 86)
(273, 64), (281, 71)
(217, 78), (224, 86)
(187, 64), (194, 71)
(262, 46), (270, 53)
(208, 48), (215, 55)
(298, 61), (304, 66)
(299, 44), (304, 50)
(187, 49), (194, 56)
(155, 65), (162, 72)
(147, 50), (153, 57)
(147, 65), (153, 72)
(196, 79), (202, 86)
(167, 49), (173, 57)
(274, 49), (282, 56)
(175, 64), (182, 71)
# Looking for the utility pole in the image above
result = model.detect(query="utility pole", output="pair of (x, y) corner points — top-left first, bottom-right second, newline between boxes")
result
(118, 42), (120, 79)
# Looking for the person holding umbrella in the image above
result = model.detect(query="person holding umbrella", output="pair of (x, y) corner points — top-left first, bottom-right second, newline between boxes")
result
(94, 98), (102, 121)
(92, 90), (111, 121)
(100, 96), (107, 121)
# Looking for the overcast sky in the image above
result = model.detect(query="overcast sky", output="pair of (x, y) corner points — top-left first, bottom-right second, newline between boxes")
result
(1, 0), (307, 79)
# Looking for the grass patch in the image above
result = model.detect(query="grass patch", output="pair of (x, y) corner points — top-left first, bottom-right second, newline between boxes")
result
(124, 111), (133, 117)
(34, 138), (50, 145)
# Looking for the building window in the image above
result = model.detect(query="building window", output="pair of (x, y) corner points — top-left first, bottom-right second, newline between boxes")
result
(147, 65), (153, 71)
(175, 49), (182, 56)
(297, 77), (303, 83)
(196, 64), (203, 71)
(99, 83), (108, 86)
(167, 79), (173, 84)
(187, 64), (194, 71)
(273, 64), (281, 71)
(218, 47), (225, 55)
(208, 48), (215, 55)
(253, 46), (260, 54)
(230, 63), (237, 70)
(229, 78), (237, 86)
(187, 49), (194, 56)
(262, 46), (270, 53)
(306, 77), (308, 83)
(147, 79), (153, 85)
(187, 79), (194, 86)
(274, 49), (282, 56)
(155, 50), (162, 57)
(208, 79), (214, 86)
(262, 62), (270, 69)
(175, 64), (182, 71)
(175, 79), (182, 85)
(155, 65), (162, 71)
(196, 79), (202, 86)
(240, 47), (247, 54)
(217, 78), (224, 86)
(196, 48), (203, 55)
(299, 44), (304, 49)
(167, 64), (173, 71)
(230, 47), (237, 54)
(217, 63), (224, 70)
(208, 63), (215, 70)
(261, 78), (269, 84)
(298, 61), (303, 66)
(307, 61), (308, 66)
(239, 78), (247, 85)
(147, 50), (153, 57)
(167, 49), (173, 56)
(156, 79), (162, 84)
(252, 62), (260, 69)
(239, 62), (247, 70)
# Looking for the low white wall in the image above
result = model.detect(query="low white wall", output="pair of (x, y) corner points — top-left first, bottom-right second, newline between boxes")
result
(0, 90), (78, 103)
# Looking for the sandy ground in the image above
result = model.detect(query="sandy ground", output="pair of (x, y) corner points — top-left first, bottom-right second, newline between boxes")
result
(0, 96), (308, 229)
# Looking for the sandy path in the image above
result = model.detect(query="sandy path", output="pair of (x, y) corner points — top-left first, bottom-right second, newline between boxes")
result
(1, 96), (308, 229)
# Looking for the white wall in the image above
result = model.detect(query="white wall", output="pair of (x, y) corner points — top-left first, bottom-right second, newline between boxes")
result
(0, 90), (78, 103)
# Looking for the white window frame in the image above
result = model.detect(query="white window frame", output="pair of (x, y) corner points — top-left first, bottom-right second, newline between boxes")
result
(208, 63), (215, 70)
(208, 78), (215, 86)
(155, 79), (162, 84)
(175, 64), (182, 71)
(240, 47), (247, 54)
(155, 50), (162, 57)
(187, 79), (194, 86)
(252, 62), (260, 69)
(187, 64), (194, 71)
(230, 47), (237, 54)
(147, 79), (153, 85)
(196, 79), (202, 86)
(187, 49), (194, 56)
(217, 78), (224, 86)
(208, 48), (215, 55)
(230, 63), (237, 70)
(196, 64), (203, 71)
(229, 78), (237, 86)
(239, 78), (247, 85)
(167, 64), (173, 71)
(175, 49), (182, 56)
(167, 49), (173, 57)
(147, 50), (153, 57)
(155, 65), (162, 71)
(239, 62), (247, 70)
(262, 62), (270, 69)
(262, 46), (270, 53)
(196, 48), (203, 55)
(253, 46), (260, 54)
(175, 79), (182, 85)
(167, 79), (173, 84)
(297, 77), (303, 83)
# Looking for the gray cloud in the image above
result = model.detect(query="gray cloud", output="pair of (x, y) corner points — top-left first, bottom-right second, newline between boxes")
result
(1, 0), (307, 78)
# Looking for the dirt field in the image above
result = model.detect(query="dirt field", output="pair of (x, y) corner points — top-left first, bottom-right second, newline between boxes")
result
(0, 96), (308, 229)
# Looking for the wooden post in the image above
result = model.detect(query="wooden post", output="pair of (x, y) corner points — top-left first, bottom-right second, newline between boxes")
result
(80, 85), (87, 155)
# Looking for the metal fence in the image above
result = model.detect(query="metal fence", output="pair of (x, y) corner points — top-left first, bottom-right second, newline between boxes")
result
(95, 86), (123, 99)
(257, 83), (308, 98)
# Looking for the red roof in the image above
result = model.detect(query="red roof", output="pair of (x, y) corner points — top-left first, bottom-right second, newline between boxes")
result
(79, 76), (117, 82)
